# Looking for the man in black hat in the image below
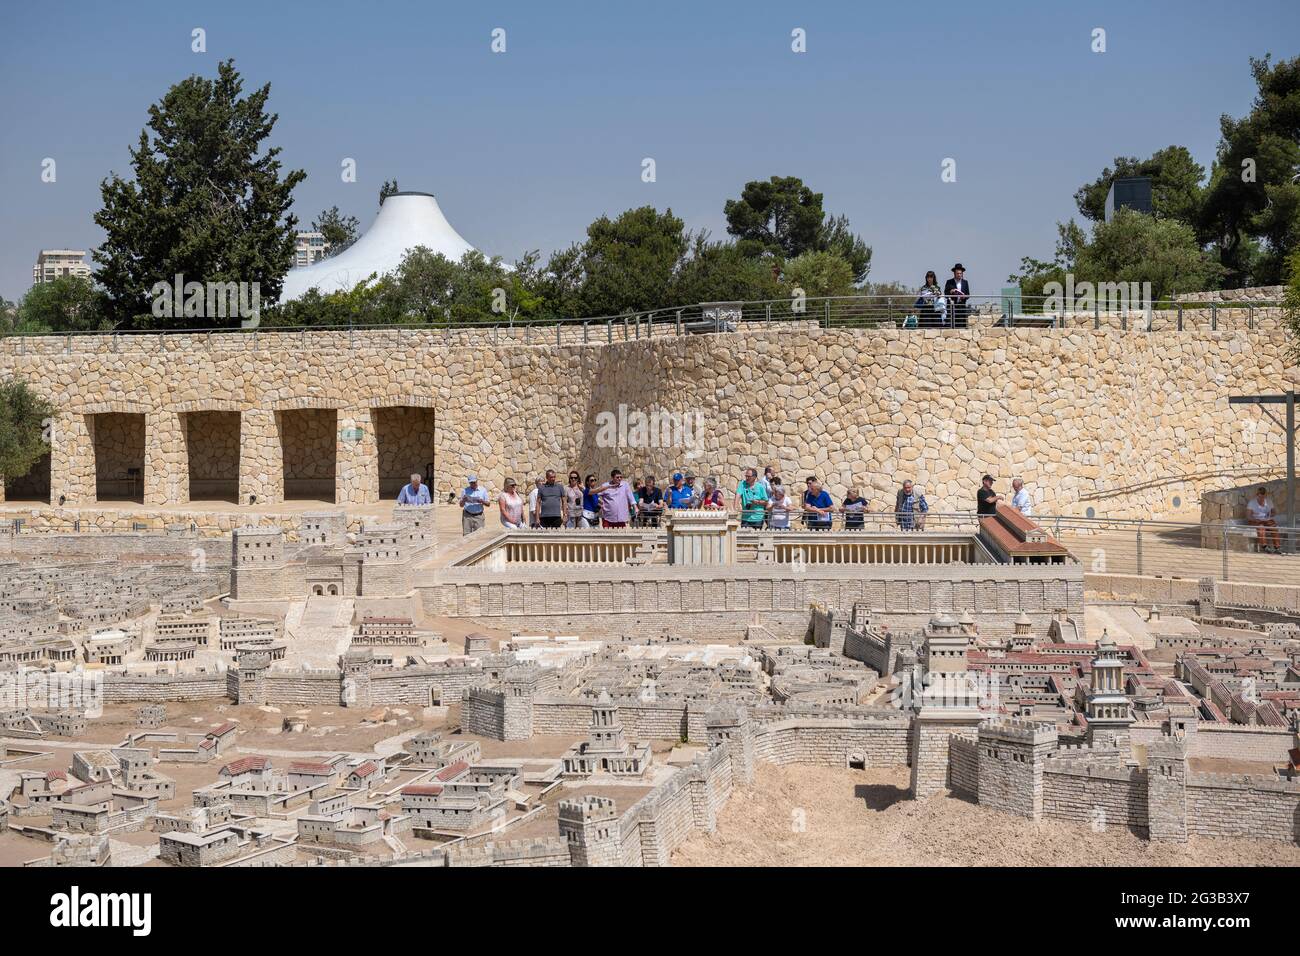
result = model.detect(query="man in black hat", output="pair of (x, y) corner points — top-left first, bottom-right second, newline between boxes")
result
(944, 263), (971, 328)
(976, 474), (1001, 515)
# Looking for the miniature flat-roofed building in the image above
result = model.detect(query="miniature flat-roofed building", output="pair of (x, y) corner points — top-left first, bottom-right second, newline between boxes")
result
(158, 828), (242, 867)
(286, 760), (339, 792)
(403, 731), (482, 768)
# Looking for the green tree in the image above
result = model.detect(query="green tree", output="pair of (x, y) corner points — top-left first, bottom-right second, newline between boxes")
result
(0, 378), (54, 487)
(1074, 146), (1205, 226)
(724, 176), (872, 283)
(1074, 209), (1225, 301)
(379, 179), (400, 208)
(0, 295), (21, 335)
(1284, 246), (1300, 363)
(782, 250), (856, 298)
(672, 234), (783, 304)
(1199, 55), (1300, 286)
(312, 206), (360, 258)
(578, 206), (688, 315)
(819, 213), (872, 284)
(725, 176), (826, 261)
(14, 276), (110, 334)
(531, 244), (586, 320)
(261, 276), (402, 328)
(1007, 221), (1086, 307)
(93, 59), (305, 328)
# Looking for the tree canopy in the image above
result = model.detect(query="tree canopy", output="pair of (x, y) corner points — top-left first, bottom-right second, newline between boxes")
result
(724, 175), (872, 283)
(93, 58), (305, 328)
(312, 206), (360, 258)
(0, 379), (54, 485)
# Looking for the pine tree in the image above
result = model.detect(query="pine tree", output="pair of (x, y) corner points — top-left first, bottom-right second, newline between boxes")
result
(93, 59), (306, 328)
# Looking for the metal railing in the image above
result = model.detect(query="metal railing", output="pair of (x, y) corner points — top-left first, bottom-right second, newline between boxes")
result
(1, 294), (1288, 353)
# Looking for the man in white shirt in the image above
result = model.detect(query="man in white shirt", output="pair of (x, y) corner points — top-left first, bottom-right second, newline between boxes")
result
(1010, 478), (1032, 517)
(1246, 486), (1282, 553)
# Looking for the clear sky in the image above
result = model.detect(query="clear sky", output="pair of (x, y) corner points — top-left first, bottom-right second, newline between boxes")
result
(0, 0), (1293, 303)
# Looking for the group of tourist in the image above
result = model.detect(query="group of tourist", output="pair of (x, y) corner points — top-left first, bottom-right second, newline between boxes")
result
(411, 466), (1038, 536)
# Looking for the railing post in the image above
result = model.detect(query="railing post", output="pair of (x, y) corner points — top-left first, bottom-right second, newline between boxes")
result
(583, 322), (589, 344)
(1211, 303), (1217, 331)
(1221, 527), (1229, 580)
(1177, 304), (1183, 331)
(1135, 521), (1143, 576)
(765, 302), (771, 323)
(823, 299), (830, 329)
(675, 310), (682, 335)
(556, 322), (561, 347)
(607, 321), (612, 344)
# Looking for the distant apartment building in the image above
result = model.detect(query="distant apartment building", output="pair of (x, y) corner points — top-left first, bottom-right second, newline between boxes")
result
(294, 232), (331, 268)
(32, 250), (91, 285)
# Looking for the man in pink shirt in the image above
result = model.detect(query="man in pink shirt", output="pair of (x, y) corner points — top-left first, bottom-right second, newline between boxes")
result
(596, 469), (638, 528)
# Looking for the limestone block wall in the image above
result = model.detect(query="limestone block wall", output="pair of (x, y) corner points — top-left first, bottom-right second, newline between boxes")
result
(279, 408), (336, 500)
(1041, 763), (1147, 831)
(422, 569), (1084, 635)
(1181, 724), (1297, 763)
(751, 716), (911, 766)
(948, 734), (979, 797)
(90, 412), (145, 500)
(615, 745), (735, 867)
(374, 405), (437, 497)
(3, 324), (1295, 517)
(184, 411), (241, 499)
(368, 665), (484, 705)
(262, 670), (344, 706)
(101, 671), (227, 703)
(1174, 286), (1286, 303)
(1186, 775), (1300, 842)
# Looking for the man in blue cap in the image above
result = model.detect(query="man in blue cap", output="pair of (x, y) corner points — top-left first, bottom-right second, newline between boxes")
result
(667, 472), (694, 509)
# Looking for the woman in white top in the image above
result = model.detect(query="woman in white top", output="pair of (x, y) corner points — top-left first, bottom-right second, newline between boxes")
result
(527, 478), (542, 529)
(769, 485), (791, 529)
(499, 479), (526, 529)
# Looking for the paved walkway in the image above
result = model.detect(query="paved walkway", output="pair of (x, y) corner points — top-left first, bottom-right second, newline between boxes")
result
(1059, 530), (1300, 585)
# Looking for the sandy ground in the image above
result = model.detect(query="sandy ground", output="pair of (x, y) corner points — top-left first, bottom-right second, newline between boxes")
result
(672, 763), (1300, 867)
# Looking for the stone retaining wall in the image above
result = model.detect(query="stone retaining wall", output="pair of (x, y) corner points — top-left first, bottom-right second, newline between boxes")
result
(4, 324), (1295, 520)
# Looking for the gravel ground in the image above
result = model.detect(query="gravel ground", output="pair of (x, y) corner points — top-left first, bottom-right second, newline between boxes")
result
(672, 763), (1300, 867)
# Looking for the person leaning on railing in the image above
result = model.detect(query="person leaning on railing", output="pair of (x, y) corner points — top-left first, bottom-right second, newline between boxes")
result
(735, 468), (769, 529)
(802, 478), (834, 529)
(842, 487), (870, 530)
(895, 479), (928, 531)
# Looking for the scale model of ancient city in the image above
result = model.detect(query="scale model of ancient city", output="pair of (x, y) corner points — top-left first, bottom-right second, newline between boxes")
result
(4, 86), (1300, 863)
(3, 263), (1298, 867)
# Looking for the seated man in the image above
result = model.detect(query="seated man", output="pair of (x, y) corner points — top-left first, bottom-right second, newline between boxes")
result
(1246, 486), (1283, 554)
(397, 472), (431, 505)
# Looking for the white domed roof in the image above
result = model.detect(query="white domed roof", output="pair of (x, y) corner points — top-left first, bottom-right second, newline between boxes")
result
(280, 192), (478, 301)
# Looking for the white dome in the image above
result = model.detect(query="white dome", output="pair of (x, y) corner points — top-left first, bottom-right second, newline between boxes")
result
(280, 192), (478, 301)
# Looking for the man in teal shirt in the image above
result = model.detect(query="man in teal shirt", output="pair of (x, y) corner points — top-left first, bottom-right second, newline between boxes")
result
(735, 468), (769, 529)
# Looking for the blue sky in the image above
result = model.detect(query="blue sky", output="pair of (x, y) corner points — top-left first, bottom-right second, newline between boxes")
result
(0, 0), (1293, 302)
